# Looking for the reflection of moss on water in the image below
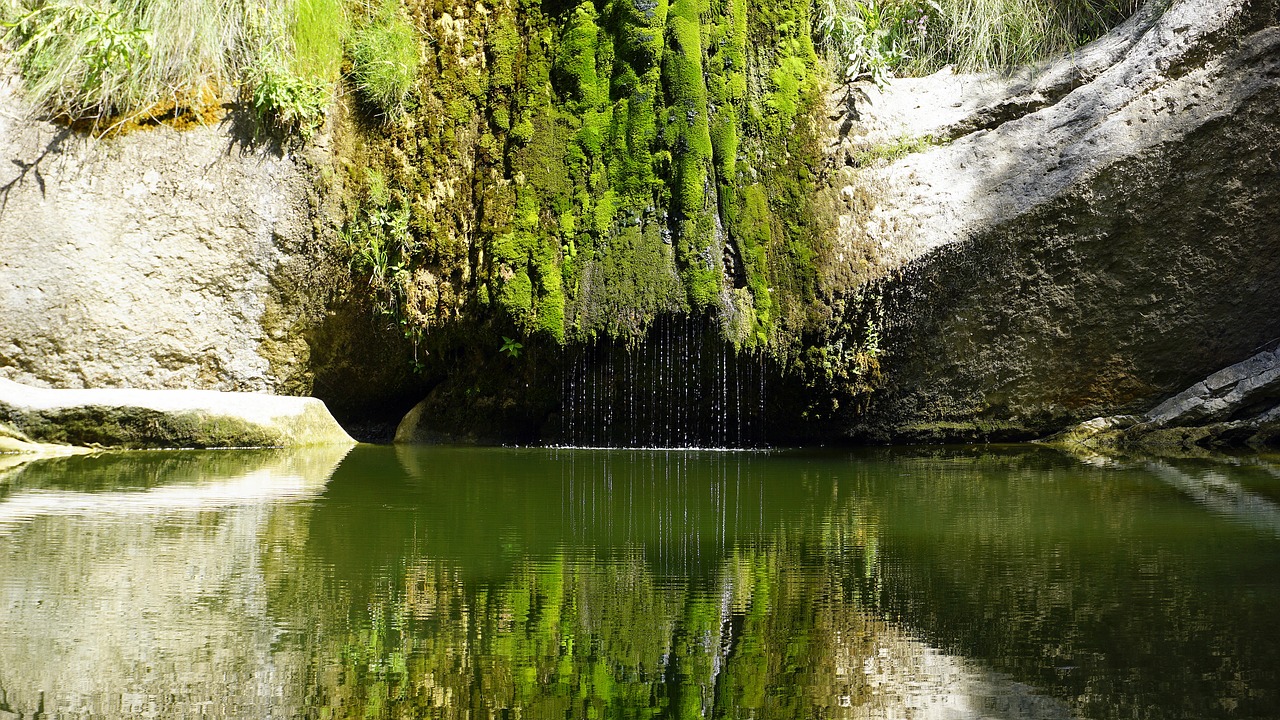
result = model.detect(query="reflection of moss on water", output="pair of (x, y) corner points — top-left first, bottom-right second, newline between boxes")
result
(340, 0), (828, 355)
(309, 523), (884, 717)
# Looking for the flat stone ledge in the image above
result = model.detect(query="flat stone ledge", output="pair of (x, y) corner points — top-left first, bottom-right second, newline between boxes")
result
(0, 379), (355, 451)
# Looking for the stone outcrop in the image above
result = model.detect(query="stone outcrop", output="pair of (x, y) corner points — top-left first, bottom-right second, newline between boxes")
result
(0, 70), (317, 393)
(1146, 349), (1280, 427)
(0, 378), (355, 449)
(818, 0), (1280, 442)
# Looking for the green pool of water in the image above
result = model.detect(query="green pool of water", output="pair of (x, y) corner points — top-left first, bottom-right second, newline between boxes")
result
(1, 444), (1278, 719)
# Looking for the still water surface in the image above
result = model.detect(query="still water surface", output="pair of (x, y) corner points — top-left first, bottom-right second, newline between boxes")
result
(2, 445), (1279, 719)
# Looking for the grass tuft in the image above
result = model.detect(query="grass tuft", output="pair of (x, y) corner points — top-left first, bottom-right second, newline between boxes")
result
(0, 0), (345, 136)
(348, 1), (420, 118)
(814, 0), (1141, 80)
(291, 0), (347, 85)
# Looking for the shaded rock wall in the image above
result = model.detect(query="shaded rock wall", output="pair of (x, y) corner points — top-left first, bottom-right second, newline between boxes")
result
(1048, 345), (1280, 453)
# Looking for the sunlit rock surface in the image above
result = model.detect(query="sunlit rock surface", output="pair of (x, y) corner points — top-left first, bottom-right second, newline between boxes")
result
(0, 378), (355, 449)
(0, 70), (315, 394)
(0, 69), (428, 432)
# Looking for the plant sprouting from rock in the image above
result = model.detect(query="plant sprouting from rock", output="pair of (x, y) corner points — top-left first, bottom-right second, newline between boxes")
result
(347, 169), (412, 317)
(499, 336), (523, 359)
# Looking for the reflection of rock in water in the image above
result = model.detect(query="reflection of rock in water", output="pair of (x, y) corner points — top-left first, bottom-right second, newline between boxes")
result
(0, 447), (349, 533)
(0, 447), (348, 718)
(304, 547), (1076, 720)
(1146, 460), (1280, 537)
(846, 632), (1077, 719)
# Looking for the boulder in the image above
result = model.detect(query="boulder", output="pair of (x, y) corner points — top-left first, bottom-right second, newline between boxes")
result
(1146, 350), (1280, 426)
(0, 379), (354, 450)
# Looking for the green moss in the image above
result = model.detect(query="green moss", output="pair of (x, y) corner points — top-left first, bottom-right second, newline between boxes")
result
(593, 190), (617, 236)
(555, 3), (605, 107)
(488, 10), (520, 89)
(342, 0), (832, 357)
(663, 0), (719, 310)
(734, 184), (774, 329)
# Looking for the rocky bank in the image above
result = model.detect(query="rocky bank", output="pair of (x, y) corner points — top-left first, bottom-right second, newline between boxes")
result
(0, 378), (355, 449)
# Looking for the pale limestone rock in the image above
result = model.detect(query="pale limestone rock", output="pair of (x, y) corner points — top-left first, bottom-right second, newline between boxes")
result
(0, 378), (354, 449)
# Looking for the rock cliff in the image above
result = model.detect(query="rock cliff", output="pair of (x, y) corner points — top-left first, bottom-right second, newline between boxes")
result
(0, 72), (426, 432)
(813, 0), (1280, 443)
(2, 0), (1276, 447)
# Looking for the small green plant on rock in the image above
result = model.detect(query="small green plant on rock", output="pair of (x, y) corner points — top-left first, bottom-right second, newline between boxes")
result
(499, 336), (524, 359)
(349, 0), (419, 117)
(249, 60), (329, 137)
(814, 0), (927, 85)
(852, 133), (941, 165)
(346, 169), (412, 313)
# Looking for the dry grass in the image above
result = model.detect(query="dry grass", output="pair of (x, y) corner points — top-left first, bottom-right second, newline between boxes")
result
(916, 0), (1140, 71)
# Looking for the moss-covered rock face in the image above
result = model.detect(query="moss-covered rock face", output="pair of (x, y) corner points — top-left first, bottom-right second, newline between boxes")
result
(344, 0), (828, 351)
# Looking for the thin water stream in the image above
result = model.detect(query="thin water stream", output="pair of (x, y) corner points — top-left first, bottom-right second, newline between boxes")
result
(1, 445), (1278, 719)
(559, 315), (768, 448)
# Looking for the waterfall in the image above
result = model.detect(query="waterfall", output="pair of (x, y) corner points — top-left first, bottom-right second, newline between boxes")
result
(558, 315), (768, 448)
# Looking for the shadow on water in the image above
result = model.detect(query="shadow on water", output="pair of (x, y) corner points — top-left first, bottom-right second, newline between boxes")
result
(0, 444), (1278, 718)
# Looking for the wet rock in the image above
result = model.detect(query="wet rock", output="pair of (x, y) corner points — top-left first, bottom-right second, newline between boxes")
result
(0, 379), (354, 450)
